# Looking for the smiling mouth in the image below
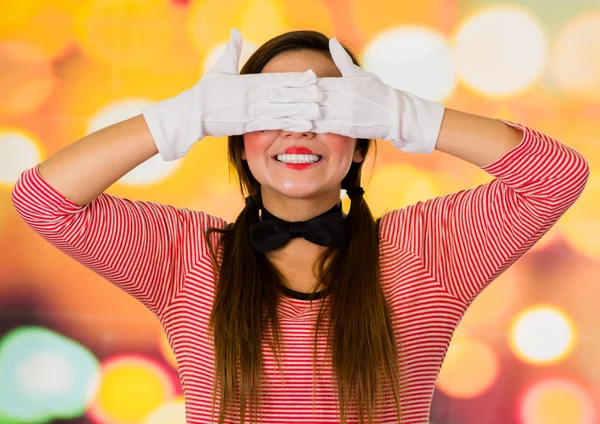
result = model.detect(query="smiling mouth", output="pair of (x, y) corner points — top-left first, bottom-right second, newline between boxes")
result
(273, 153), (323, 164)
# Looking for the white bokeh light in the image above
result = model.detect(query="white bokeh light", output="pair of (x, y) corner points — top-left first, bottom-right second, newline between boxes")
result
(509, 305), (576, 365)
(550, 11), (600, 100)
(202, 40), (258, 75)
(453, 6), (547, 96)
(362, 26), (456, 102)
(15, 349), (75, 395)
(88, 99), (182, 186)
(143, 397), (186, 424)
(0, 130), (42, 185)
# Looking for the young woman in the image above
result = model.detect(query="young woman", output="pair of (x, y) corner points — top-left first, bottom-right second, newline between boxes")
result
(11, 29), (589, 424)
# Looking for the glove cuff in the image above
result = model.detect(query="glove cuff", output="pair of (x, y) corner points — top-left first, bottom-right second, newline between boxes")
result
(142, 87), (203, 161)
(393, 90), (445, 154)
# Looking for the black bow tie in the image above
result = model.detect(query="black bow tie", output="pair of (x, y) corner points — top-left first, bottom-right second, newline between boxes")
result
(249, 204), (346, 253)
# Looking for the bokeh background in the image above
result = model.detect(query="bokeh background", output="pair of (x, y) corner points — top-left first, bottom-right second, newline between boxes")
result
(1, 0), (599, 423)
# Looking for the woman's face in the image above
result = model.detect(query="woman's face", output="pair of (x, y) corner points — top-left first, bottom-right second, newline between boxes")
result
(242, 49), (363, 201)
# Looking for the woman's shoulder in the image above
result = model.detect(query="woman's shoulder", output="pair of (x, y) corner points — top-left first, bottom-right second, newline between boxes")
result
(101, 194), (231, 232)
(173, 205), (229, 230)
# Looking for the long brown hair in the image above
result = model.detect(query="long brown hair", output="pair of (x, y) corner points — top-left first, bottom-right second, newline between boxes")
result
(206, 30), (402, 424)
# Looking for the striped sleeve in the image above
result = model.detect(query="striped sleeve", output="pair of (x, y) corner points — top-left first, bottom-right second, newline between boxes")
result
(380, 120), (590, 305)
(10, 165), (226, 317)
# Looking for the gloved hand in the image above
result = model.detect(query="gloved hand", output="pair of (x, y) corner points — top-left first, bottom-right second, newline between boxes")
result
(313, 37), (446, 154)
(142, 28), (322, 161)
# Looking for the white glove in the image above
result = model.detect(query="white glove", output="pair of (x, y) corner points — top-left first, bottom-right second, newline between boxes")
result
(313, 37), (446, 154)
(142, 28), (322, 161)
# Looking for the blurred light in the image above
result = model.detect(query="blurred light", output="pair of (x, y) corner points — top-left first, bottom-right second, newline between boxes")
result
(187, 0), (246, 54)
(363, 26), (456, 102)
(436, 338), (499, 398)
(0, 0), (78, 59)
(453, 6), (547, 97)
(0, 1), (45, 33)
(550, 12), (600, 101)
(519, 377), (595, 424)
(509, 305), (576, 365)
(87, 99), (182, 186)
(0, 129), (43, 187)
(239, 0), (288, 45)
(0, 326), (100, 423)
(75, 0), (181, 70)
(353, 0), (450, 39)
(144, 397), (186, 424)
(0, 41), (57, 117)
(88, 355), (177, 424)
(365, 163), (443, 218)
(202, 39), (258, 75)
(280, 0), (334, 36)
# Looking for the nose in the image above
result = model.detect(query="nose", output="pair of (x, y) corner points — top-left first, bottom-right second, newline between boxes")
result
(280, 130), (315, 139)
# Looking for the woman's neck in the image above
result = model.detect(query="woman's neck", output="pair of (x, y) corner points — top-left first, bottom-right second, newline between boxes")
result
(266, 238), (329, 293)
(260, 188), (340, 222)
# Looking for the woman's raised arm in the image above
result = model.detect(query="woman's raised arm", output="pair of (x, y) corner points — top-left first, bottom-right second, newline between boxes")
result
(37, 29), (321, 206)
(38, 114), (157, 206)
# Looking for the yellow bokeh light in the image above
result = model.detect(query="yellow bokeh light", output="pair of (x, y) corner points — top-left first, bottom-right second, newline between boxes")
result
(0, 42), (57, 118)
(353, 0), (445, 39)
(519, 378), (595, 424)
(92, 355), (176, 424)
(280, 0), (334, 36)
(187, 0), (247, 55)
(436, 338), (499, 398)
(509, 305), (576, 365)
(550, 11), (600, 101)
(365, 163), (445, 218)
(239, 0), (288, 45)
(453, 5), (547, 97)
(144, 396), (186, 424)
(75, 0), (189, 71)
(0, 0), (78, 59)
(188, 0), (334, 59)
(0, 0), (45, 33)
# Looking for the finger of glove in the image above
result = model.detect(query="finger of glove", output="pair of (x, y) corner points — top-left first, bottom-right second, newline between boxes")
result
(312, 119), (389, 139)
(245, 118), (313, 133)
(206, 28), (242, 76)
(317, 76), (378, 98)
(206, 85), (322, 112)
(246, 84), (322, 103)
(203, 118), (312, 137)
(319, 96), (390, 127)
(329, 38), (365, 77)
(205, 103), (319, 123)
(240, 69), (317, 87)
(248, 102), (320, 119)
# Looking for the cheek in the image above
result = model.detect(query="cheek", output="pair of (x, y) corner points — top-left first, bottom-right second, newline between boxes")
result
(243, 131), (271, 160)
(325, 134), (356, 158)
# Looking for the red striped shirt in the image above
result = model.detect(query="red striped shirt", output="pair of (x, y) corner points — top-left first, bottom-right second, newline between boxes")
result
(11, 121), (589, 423)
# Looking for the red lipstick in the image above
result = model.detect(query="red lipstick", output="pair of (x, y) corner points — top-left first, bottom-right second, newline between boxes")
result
(284, 146), (315, 155)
